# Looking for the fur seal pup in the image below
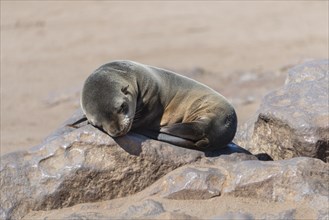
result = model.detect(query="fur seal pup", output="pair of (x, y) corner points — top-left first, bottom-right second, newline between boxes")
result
(81, 60), (237, 150)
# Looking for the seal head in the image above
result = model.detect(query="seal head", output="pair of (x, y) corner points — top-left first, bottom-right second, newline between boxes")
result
(81, 68), (136, 137)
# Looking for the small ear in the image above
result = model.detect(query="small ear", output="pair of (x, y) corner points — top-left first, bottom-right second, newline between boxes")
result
(121, 85), (129, 94)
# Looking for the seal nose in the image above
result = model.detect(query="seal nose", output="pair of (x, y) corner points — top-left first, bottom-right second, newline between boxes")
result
(101, 123), (120, 137)
(117, 128), (126, 137)
(112, 125), (129, 137)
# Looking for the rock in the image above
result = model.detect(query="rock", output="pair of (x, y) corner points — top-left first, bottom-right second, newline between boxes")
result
(211, 212), (254, 220)
(149, 157), (328, 205)
(150, 212), (198, 220)
(1, 109), (253, 220)
(150, 166), (225, 200)
(148, 153), (259, 200)
(121, 199), (165, 219)
(23, 198), (199, 220)
(60, 212), (109, 220)
(0, 109), (207, 220)
(260, 209), (296, 220)
(236, 60), (329, 161)
(225, 158), (328, 204)
(22, 155), (328, 220)
(318, 209), (329, 220)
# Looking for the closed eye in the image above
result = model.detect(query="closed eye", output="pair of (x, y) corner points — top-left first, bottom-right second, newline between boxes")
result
(118, 102), (128, 114)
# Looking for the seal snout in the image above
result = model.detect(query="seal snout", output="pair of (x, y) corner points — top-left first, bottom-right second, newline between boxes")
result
(105, 127), (128, 137)
(102, 116), (133, 137)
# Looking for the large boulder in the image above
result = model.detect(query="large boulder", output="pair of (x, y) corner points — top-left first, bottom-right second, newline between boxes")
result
(0, 109), (251, 220)
(0, 110), (209, 220)
(23, 155), (329, 220)
(236, 60), (329, 161)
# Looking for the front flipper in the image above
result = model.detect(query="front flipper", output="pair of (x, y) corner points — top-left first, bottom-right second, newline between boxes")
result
(66, 116), (88, 128)
(157, 133), (197, 149)
(134, 128), (197, 149)
(159, 122), (206, 141)
(160, 122), (210, 149)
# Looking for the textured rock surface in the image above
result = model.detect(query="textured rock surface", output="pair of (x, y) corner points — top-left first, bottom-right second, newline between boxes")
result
(0, 110), (205, 220)
(236, 59), (329, 161)
(210, 212), (254, 220)
(150, 166), (226, 200)
(0, 109), (252, 220)
(149, 156), (329, 204)
(23, 155), (328, 220)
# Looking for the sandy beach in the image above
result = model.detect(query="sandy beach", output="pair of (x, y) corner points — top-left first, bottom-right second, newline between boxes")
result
(1, 1), (328, 155)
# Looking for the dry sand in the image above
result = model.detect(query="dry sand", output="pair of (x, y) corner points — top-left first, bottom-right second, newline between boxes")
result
(1, 1), (328, 155)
